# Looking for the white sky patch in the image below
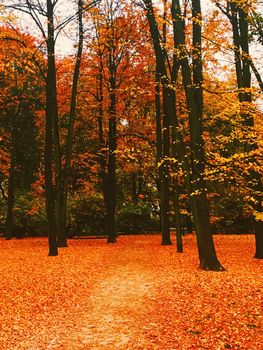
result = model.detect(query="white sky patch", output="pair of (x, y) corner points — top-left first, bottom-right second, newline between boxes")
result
(2, 0), (262, 94)
(2, 0), (79, 56)
(3, 0), (217, 55)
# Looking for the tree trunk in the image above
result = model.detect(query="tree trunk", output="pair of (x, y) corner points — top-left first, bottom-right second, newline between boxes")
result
(171, 26), (183, 253)
(161, 0), (172, 245)
(5, 146), (15, 240)
(230, 1), (263, 259)
(155, 72), (172, 245)
(106, 69), (117, 243)
(45, 0), (58, 256)
(106, 116), (117, 243)
(255, 220), (263, 258)
(161, 92), (172, 245)
(97, 69), (107, 207)
(172, 178), (183, 252)
(155, 73), (162, 226)
(60, 0), (84, 245)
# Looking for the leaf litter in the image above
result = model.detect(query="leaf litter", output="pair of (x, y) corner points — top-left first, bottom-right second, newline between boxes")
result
(0, 234), (262, 349)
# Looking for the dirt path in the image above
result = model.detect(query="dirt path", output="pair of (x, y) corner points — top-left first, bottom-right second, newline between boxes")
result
(61, 263), (155, 349)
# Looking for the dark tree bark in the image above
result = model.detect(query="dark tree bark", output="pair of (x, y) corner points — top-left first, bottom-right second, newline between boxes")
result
(160, 3), (172, 245)
(155, 73), (162, 223)
(106, 67), (117, 243)
(45, 0), (58, 256)
(160, 96), (172, 246)
(5, 146), (15, 240)
(95, 31), (107, 226)
(171, 38), (183, 252)
(160, 0), (172, 245)
(172, 178), (183, 253)
(59, 0), (84, 247)
(96, 1), (122, 244)
(155, 71), (172, 245)
(97, 70), (107, 206)
(229, 1), (263, 259)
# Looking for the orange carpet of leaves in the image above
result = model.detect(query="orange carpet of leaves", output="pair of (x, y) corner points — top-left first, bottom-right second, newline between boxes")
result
(0, 234), (262, 350)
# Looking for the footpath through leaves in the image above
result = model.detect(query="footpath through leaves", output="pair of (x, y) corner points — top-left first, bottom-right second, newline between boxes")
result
(0, 235), (262, 350)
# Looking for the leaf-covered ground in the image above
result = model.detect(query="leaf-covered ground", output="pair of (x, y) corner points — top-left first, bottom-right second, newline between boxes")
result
(0, 235), (262, 350)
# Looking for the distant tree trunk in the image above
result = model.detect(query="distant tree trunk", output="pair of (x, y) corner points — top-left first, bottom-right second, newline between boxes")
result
(97, 67), (107, 205)
(155, 72), (172, 245)
(161, 0), (172, 245)
(229, 1), (263, 259)
(106, 65), (117, 243)
(132, 172), (143, 205)
(171, 32), (183, 252)
(161, 92), (172, 245)
(45, 0), (58, 256)
(5, 146), (15, 240)
(155, 74), (162, 226)
(172, 178), (183, 252)
(132, 173), (139, 205)
(154, 3), (172, 246)
(60, 0), (84, 246)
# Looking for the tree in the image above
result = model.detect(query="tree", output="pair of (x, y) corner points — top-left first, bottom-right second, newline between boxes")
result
(143, 0), (224, 270)
(4, 0), (99, 254)
(0, 25), (42, 239)
(86, 1), (154, 243)
(215, 0), (263, 258)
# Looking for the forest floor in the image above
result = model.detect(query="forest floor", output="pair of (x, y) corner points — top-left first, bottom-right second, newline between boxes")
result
(0, 234), (262, 350)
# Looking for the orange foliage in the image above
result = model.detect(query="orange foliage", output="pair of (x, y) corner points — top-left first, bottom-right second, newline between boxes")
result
(0, 235), (262, 349)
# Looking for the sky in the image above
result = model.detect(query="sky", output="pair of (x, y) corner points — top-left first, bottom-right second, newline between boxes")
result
(4, 0), (218, 56)
(2, 0), (262, 102)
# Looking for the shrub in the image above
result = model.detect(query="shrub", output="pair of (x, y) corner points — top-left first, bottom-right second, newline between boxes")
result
(12, 191), (47, 236)
(67, 193), (106, 236)
(209, 193), (253, 234)
(116, 203), (159, 234)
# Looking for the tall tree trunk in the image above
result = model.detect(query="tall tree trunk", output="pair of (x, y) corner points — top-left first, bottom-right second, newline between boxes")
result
(172, 177), (183, 252)
(161, 92), (172, 245)
(155, 72), (171, 244)
(45, 0), (58, 256)
(97, 69), (107, 207)
(161, 0), (172, 245)
(50, 22), (63, 248)
(230, 1), (263, 259)
(155, 73), (163, 229)
(106, 69), (117, 243)
(5, 146), (15, 240)
(60, 0), (84, 245)
(171, 34), (183, 252)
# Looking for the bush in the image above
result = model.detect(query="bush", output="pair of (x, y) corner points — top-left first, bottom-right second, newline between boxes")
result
(116, 203), (159, 234)
(67, 193), (106, 236)
(209, 193), (253, 234)
(13, 191), (47, 236)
